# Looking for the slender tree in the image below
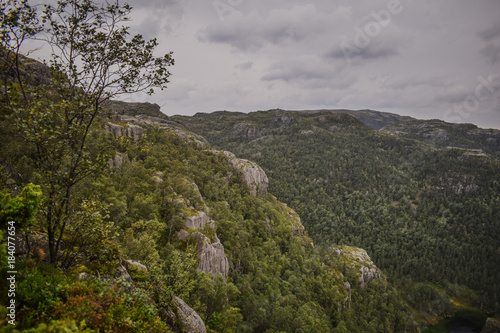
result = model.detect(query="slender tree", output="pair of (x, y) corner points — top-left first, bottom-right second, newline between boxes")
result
(1, 0), (174, 265)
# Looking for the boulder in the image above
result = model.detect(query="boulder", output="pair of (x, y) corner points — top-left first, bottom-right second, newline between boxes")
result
(121, 259), (149, 281)
(167, 296), (207, 333)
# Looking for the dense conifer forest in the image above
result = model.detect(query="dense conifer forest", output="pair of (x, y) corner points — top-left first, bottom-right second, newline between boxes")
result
(173, 109), (500, 331)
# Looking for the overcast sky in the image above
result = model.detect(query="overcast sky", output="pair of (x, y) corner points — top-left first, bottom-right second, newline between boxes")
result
(48, 1), (500, 128)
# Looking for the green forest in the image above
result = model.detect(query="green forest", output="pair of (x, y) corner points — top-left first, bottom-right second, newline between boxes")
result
(173, 110), (500, 331)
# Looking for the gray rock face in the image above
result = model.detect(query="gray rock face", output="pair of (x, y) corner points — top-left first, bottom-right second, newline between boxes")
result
(344, 282), (351, 309)
(185, 211), (212, 229)
(332, 245), (383, 287)
(195, 233), (230, 281)
(183, 210), (229, 280)
(109, 152), (129, 168)
(234, 123), (260, 137)
(109, 114), (209, 148)
(114, 265), (135, 293)
(107, 122), (144, 142)
(172, 296), (207, 333)
(209, 150), (269, 195)
(359, 266), (382, 285)
(115, 265), (133, 284)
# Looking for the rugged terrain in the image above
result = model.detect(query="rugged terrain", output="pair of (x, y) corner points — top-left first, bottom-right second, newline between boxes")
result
(173, 108), (500, 332)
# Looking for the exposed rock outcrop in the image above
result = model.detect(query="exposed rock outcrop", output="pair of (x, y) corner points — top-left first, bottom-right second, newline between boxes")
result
(436, 173), (479, 194)
(234, 122), (260, 137)
(332, 245), (382, 286)
(109, 152), (129, 168)
(106, 112), (209, 148)
(114, 264), (135, 293)
(107, 122), (145, 142)
(209, 150), (269, 195)
(166, 296), (207, 333)
(481, 317), (500, 333)
(121, 259), (149, 281)
(185, 211), (213, 229)
(344, 282), (352, 309)
(183, 210), (229, 280)
(115, 264), (133, 284)
(194, 233), (230, 280)
(359, 266), (382, 285)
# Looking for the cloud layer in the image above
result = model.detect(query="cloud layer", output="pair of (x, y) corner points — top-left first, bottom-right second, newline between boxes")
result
(120, 0), (500, 129)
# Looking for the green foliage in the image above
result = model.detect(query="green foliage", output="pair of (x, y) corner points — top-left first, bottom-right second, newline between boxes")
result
(0, 183), (41, 228)
(61, 200), (121, 272)
(126, 264), (150, 282)
(23, 320), (82, 332)
(0, 261), (167, 332)
(51, 280), (167, 332)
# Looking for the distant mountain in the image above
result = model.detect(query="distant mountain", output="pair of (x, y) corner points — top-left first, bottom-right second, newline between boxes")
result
(382, 119), (500, 158)
(197, 108), (414, 130)
(295, 109), (415, 130)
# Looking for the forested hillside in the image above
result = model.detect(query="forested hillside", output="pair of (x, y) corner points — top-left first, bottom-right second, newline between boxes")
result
(0, 11), (416, 331)
(0, 105), (416, 331)
(173, 109), (500, 330)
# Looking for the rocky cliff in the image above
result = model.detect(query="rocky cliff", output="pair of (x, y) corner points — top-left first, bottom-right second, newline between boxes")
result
(208, 150), (269, 195)
(182, 209), (230, 280)
(332, 245), (383, 286)
(106, 114), (208, 148)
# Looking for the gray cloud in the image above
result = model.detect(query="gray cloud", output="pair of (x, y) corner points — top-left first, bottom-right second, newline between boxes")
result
(236, 61), (253, 71)
(478, 22), (500, 42)
(117, 0), (500, 129)
(128, 0), (178, 10)
(262, 61), (333, 82)
(480, 43), (500, 64)
(197, 4), (351, 52)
